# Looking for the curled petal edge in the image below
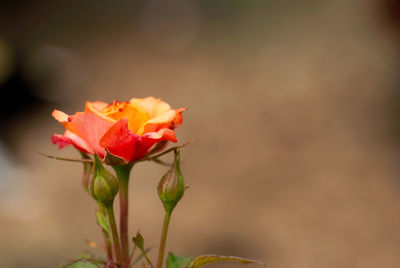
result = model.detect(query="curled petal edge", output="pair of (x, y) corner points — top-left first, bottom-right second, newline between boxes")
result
(52, 130), (93, 154)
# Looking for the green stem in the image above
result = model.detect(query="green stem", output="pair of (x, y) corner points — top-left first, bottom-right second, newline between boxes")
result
(113, 164), (133, 268)
(98, 202), (113, 264)
(102, 229), (113, 264)
(156, 212), (171, 268)
(106, 204), (122, 266)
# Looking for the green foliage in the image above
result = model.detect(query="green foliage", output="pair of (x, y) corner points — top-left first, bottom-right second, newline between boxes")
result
(76, 253), (93, 259)
(63, 260), (100, 268)
(188, 255), (266, 268)
(132, 231), (144, 250)
(166, 253), (266, 268)
(96, 210), (110, 235)
(132, 231), (153, 267)
(166, 253), (192, 268)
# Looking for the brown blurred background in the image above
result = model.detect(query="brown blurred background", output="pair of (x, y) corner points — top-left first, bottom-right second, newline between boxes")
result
(1, 0), (400, 267)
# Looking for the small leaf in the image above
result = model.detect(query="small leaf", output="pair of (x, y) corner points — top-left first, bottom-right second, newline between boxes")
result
(166, 253), (192, 268)
(188, 255), (266, 268)
(132, 231), (153, 268)
(132, 231), (144, 250)
(96, 210), (110, 235)
(64, 261), (99, 268)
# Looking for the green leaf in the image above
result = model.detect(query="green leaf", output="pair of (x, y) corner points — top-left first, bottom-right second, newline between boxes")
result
(166, 253), (192, 268)
(64, 261), (99, 268)
(188, 255), (266, 268)
(76, 253), (93, 259)
(132, 231), (153, 268)
(132, 231), (144, 250)
(96, 210), (110, 235)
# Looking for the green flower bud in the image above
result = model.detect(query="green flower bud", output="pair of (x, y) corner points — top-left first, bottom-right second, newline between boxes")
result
(157, 150), (185, 214)
(88, 154), (119, 205)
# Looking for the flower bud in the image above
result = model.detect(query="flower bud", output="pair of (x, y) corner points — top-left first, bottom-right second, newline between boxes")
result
(157, 150), (185, 214)
(88, 154), (119, 205)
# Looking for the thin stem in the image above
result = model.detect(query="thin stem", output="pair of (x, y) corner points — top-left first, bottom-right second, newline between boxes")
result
(98, 203), (114, 264)
(140, 138), (195, 163)
(131, 247), (152, 267)
(103, 229), (113, 263)
(156, 212), (171, 268)
(113, 165), (133, 268)
(39, 152), (93, 163)
(106, 204), (122, 266)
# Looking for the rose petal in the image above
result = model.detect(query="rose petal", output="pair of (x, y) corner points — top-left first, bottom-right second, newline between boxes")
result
(173, 108), (186, 125)
(52, 109), (114, 158)
(52, 130), (93, 154)
(100, 119), (177, 162)
(137, 110), (177, 135)
(99, 119), (139, 162)
(52, 109), (69, 123)
(130, 97), (171, 118)
(86, 101), (109, 113)
(85, 102), (117, 123)
(104, 102), (149, 134)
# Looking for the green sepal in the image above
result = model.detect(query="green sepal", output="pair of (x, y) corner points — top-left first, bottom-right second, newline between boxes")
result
(96, 210), (110, 235)
(166, 253), (192, 268)
(103, 149), (129, 166)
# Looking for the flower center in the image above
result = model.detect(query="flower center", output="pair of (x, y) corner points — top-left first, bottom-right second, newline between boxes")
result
(103, 101), (150, 134)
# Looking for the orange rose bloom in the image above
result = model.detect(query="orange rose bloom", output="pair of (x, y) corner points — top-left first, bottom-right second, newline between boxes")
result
(52, 97), (185, 162)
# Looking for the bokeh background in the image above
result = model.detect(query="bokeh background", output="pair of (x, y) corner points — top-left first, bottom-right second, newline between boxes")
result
(1, 0), (400, 267)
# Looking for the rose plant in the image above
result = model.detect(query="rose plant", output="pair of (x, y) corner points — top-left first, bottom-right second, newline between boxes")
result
(45, 97), (265, 268)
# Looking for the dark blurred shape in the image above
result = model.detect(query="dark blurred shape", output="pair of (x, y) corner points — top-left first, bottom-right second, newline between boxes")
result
(0, 48), (48, 154)
(377, 0), (400, 143)
(381, 0), (400, 30)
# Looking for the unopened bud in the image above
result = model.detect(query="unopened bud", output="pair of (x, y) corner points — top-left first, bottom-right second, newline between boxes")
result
(88, 154), (119, 205)
(157, 150), (185, 214)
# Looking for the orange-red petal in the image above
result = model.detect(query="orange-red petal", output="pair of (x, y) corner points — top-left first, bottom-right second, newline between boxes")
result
(100, 119), (177, 162)
(51, 98), (185, 162)
(52, 130), (93, 154)
(173, 108), (186, 125)
(52, 109), (114, 158)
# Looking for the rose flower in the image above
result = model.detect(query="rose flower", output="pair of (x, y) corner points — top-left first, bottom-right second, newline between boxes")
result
(52, 97), (185, 163)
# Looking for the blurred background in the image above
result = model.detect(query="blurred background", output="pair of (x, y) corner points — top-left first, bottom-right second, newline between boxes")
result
(1, 0), (400, 267)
